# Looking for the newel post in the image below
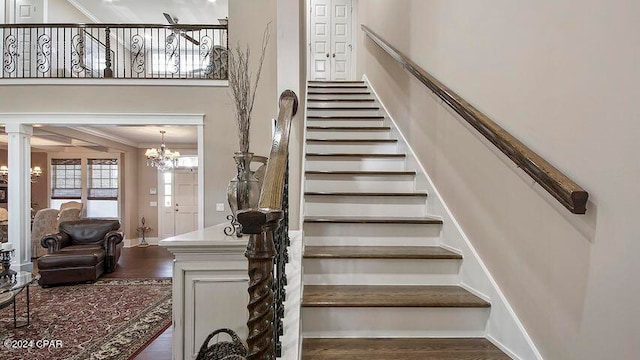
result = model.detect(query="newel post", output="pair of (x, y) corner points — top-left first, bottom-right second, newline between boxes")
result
(103, 27), (113, 78)
(237, 209), (283, 360)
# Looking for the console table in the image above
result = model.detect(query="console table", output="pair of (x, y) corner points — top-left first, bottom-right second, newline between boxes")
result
(159, 224), (249, 360)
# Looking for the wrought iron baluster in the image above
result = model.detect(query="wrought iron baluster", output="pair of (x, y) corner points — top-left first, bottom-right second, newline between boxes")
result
(3, 31), (17, 76)
(0, 23), (227, 80)
(36, 28), (51, 76)
(104, 27), (112, 78)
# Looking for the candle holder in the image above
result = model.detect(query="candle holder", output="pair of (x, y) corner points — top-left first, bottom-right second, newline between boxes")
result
(0, 249), (16, 285)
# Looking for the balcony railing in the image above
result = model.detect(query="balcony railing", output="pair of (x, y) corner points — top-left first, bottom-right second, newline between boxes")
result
(0, 23), (228, 80)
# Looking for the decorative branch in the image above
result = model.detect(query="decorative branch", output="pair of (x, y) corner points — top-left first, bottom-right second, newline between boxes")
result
(228, 23), (271, 153)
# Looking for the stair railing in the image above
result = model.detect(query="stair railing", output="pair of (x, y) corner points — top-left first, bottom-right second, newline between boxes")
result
(361, 25), (589, 214)
(0, 23), (228, 79)
(237, 90), (298, 360)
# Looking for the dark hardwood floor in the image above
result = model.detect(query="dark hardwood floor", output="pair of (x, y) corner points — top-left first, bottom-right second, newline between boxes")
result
(103, 245), (173, 279)
(105, 245), (174, 360)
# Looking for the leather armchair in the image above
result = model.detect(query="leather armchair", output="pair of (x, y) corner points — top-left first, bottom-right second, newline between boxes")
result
(41, 219), (124, 273)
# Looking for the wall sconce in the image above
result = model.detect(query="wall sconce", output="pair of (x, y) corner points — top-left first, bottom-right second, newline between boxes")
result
(0, 166), (43, 183)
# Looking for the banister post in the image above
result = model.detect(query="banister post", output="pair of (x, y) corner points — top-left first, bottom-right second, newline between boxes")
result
(237, 208), (283, 360)
(103, 27), (113, 78)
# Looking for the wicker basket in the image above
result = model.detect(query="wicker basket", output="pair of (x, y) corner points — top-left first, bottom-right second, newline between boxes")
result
(196, 328), (248, 360)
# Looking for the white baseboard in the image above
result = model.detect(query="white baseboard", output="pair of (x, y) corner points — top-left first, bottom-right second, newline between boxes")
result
(364, 75), (542, 360)
(124, 237), (160, 248)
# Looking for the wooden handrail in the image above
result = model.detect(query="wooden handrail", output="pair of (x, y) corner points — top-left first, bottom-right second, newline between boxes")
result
(258, 90), (299, 210)
(361, 25), (589, 214)
(236, 90), (298, 360)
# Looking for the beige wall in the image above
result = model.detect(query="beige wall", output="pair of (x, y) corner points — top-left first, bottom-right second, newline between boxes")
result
(356, 1), (640, 359)
(0, 0), (279, 231)
(137, 148), (159, 238)
(47, 0), (92, 23)
(30, 152), (47, 212)
(0, 149), (48, 212)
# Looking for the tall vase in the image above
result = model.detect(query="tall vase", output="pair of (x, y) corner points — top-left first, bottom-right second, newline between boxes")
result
(226, 152), (261, 236)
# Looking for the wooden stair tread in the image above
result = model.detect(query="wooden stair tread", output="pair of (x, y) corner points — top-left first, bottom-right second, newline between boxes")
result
(305, 191), (427, 197)
(309, 81), (365, 84)
(306, 170), (416, 176)
(308, 91), (371, 95)
(308, 99), (375, 102)
(307, 138), (397, 143)
(304, 246), (462, 259)
(306, 153), (405, 158)
(304, 216), (442, 224)
(308, 85), (368, 89)
(302, 338), (511, 360)
(303, 285), (490, 308)
(307, 126), (390, 131)
(307, 115), (384, 119)
(307, 106), (380, 110)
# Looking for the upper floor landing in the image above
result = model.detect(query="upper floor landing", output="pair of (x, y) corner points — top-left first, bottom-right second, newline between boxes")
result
(0, 0), (229, 84)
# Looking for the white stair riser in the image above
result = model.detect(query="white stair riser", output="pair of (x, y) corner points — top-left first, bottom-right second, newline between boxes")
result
(307, 119), (384, 127)
(306, 129), (391, 139)
(305, 196), (427, 217)
(307, 101), (378, 108)
(303, 258), (461, 285)
(306, 158), (405, 171)
(305, 175), (416, 192)
(306, 142), (397, 154)
(302, 307), (489, 337)
(303, 223), (441, 247)
(308, 109), (381, 117)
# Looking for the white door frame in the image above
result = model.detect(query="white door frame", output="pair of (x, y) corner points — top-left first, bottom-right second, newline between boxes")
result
(158, 165), (199, 240)
(0, 0), (5, 23)
(0, 112), (206, 233)
(307, 0), (356, 81)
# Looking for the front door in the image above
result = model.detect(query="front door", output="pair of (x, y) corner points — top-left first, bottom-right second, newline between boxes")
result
(310, 0), (352, 81)
(158, 168), (198, 239)
(174, 168), (198, 235)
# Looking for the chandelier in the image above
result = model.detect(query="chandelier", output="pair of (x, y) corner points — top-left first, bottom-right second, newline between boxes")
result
(144, 131), (180, 172)
(0, 165), (42, 183)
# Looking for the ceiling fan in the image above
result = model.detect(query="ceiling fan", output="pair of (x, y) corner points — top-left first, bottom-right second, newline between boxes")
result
(163, 12), (200, 46)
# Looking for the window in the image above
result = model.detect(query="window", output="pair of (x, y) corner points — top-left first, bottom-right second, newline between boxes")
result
(163, 172), (172, 207)
(88, 159), (118, 200)
(51, 159), (81, 199)
(177, 156), (198, 168)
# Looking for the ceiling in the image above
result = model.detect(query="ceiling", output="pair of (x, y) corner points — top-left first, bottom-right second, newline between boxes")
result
(71, 0), (229, 24)
(0, 125), (197, 152)
(81, 125), (197, 147)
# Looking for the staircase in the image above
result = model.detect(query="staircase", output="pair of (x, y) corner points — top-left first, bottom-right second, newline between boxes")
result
(300, 80), (512, 359)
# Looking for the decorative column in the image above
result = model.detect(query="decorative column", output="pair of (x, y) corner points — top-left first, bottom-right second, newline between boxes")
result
(6, 123), (33, 271)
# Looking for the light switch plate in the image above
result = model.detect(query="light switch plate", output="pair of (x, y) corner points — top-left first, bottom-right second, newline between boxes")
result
(150, 201), (158, 207)
(216, 203), (225, 212)
(149, 188), (157, 195)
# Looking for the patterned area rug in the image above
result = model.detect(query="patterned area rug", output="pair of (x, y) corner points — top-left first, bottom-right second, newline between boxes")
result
(0, 278), (172, 360)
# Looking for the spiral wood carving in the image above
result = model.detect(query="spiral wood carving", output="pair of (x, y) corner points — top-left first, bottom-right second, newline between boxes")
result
(246, 254), (275, 360)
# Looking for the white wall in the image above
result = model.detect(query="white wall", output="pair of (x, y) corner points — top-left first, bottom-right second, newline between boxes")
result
(356, 1), (640, 359)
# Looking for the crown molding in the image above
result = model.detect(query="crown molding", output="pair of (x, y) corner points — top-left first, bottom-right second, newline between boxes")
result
(74, 126), (139, 148)
(0, 113), (205, 126)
